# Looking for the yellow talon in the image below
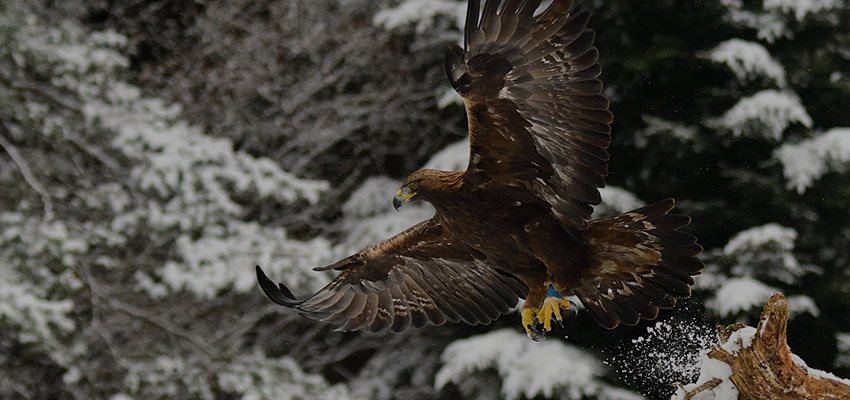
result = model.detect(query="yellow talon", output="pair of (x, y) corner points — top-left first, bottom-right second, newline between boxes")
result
(539, 297), (573, 332)
(521, 297), (573, 340)
(521, 309), (539, 340)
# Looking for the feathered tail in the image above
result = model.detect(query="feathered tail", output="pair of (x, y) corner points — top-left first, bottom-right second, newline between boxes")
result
(576, 199), (703, 329)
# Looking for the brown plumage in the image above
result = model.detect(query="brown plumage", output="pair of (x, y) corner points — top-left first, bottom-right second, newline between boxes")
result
(257, 0), (703, 335)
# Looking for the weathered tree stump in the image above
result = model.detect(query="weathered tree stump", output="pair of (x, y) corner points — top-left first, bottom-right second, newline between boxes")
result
(676, 293), (850, 399)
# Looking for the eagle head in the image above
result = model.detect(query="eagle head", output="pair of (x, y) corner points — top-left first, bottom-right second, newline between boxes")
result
(394, 169), (464, 211)
(394, 175), (422, 211)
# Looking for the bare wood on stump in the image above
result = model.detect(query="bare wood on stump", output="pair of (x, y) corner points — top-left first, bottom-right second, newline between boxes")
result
(678, 378), (722, 400)
(706, 293), (850, 399)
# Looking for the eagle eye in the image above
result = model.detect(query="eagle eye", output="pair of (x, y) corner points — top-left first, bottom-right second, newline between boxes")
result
(409, 182), (419, 191)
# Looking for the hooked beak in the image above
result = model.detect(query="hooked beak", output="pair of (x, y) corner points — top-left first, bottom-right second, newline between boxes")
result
(394, 188), (415, 211)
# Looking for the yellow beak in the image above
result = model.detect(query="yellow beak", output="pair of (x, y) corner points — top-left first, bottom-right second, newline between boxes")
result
(393, 189), (416, 211)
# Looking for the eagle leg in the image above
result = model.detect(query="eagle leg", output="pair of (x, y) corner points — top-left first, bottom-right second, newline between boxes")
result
(521, 308), (542, 341)
(521, 285), (574, 340)
(539, 295), (573, 331)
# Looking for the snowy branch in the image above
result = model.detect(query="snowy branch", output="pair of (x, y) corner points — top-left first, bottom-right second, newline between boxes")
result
(775, 127), (850, 193)
(709, 90), (812, 140)
(702, 39), (787, 86)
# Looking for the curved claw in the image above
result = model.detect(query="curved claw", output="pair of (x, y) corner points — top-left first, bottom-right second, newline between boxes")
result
(522, 297), (574, 339)
(568, 300), (579, 318)
(256, 265), (305, 307)
(540, 297), (573, 330)
(522, 309), (540, 340)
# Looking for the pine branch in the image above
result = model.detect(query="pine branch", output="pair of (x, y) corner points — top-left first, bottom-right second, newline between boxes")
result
(77, 262), (216, 357)
(0, 73), (82, 113)
(106, 299), (216, 357)
(0, 123), (55, 221)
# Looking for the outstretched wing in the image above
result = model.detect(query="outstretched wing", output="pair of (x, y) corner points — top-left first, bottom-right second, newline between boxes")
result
(257, 218), (527, 333)
(448, 0), (612, 231)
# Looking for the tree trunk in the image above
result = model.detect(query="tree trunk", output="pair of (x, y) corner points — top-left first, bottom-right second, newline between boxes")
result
(681, 293), (850, 399)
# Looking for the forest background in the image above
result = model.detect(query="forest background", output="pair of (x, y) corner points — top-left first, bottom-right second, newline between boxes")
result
(1, 0), (849, 399)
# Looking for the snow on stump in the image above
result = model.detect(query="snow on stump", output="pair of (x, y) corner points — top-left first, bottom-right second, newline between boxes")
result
(675, 293), (850, 399)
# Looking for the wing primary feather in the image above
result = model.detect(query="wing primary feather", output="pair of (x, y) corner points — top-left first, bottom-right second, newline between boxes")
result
(557, 7), (592, 43)
(536, 0), (573, 25)
(277, 284), (296, 300)
(497, 13), (519, 43)
(480, 0), (501, 42)
(502, 0), (523, 16)
(517, 0), (543, 18)
(256, 265), (304, 307)
(464, 0), (481, 50)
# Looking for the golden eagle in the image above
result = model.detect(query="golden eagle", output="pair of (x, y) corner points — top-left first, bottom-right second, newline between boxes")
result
(257, 0), (702, 339)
